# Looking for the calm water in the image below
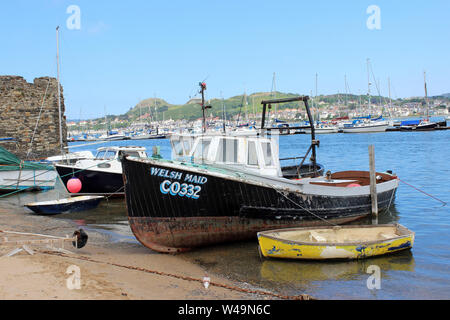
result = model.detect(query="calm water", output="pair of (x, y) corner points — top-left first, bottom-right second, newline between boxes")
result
(2, 129), (449, 299)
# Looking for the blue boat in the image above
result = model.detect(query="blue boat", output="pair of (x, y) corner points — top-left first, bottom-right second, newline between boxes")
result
(25, 196), (104, 215)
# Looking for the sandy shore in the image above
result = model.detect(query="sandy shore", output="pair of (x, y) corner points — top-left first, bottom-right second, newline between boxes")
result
(0, 206), (265, 300)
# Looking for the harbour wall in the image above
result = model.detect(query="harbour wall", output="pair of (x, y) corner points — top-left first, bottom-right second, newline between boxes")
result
(0, 75), (67, 159)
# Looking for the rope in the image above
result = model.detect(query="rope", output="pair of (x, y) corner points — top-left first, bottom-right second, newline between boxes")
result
(27, 79), (51, 159)
(399, 178), (447, 206)
(273, 188), (339, 226)
(38, 250), (312, 300)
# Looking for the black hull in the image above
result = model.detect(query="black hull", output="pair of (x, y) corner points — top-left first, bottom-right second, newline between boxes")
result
(122, 158), (397, 252)
(55, 166), (124, 196)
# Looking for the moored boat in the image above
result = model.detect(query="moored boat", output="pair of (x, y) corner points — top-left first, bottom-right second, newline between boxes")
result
(55, 146), (147, 196)
(0, 147), (57, 194)
(25, 196), (104, 215)
(257, 224), (414, 260)
(122, 93), (400, 253)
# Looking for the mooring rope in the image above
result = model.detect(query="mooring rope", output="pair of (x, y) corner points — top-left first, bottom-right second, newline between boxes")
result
(273, 188), (339, 226)
(398, 178), (447, 206)
(39, 250), (312, 300)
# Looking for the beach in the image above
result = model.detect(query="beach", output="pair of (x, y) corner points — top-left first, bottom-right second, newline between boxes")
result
(0, 205), (263, 300)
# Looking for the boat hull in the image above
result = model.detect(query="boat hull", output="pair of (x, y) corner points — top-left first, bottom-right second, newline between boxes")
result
(25, 196), (104, 215)
(257, 224), (414, 260)
(342, 123), (388, 133)
(55, 165), (124, 196)
(0, 170), (57, 194)
(122, 158), (398, 253)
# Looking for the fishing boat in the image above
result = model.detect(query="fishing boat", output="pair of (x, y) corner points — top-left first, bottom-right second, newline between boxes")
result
(0, 147), (57, 194)
(54, 146), (147, 196)
(257, 224), (414, 260)
(121, 92), (399, 253)
(25, 196), (104, 215)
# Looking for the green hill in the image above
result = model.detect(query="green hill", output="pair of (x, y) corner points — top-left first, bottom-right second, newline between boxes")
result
(127, 92), (303, 121)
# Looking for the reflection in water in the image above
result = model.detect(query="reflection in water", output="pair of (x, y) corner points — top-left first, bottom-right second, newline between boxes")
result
(260, 250), (415, 284)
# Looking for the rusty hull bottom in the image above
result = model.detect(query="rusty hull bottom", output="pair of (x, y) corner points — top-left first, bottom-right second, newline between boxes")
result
(128, 215), (367, 253)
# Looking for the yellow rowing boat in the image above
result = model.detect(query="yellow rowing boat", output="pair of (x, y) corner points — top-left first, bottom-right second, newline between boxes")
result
(257, 224), (414, 260)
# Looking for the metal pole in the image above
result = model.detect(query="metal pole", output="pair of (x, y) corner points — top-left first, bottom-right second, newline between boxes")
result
(369, 145), (378, 218)
(56, 26), (64, 156)
(201, 83), (206, 133)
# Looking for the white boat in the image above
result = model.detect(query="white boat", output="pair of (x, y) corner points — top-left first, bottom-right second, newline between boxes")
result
(342, 120), (389, 133)
(130, 133), (166, 140)
(305, 124), (339, 134)
(54, 146), (147, 196)
(0, 147), (57, 193)
(98, 133), (129, 141)
(45, 151), (94, 165)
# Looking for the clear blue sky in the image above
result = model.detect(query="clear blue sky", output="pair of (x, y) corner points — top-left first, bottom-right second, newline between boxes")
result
(1, 0), (449, 119)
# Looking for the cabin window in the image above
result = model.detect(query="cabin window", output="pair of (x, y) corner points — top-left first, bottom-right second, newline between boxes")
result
(193, 139), (211, 160)
(172, 141), (184, 156)
(215, 138), (239, 163)
(183, 140), (191, 154)
(247, 141), (259, 166)
(261, 142), (273, 166)
(96, 150), (117, 160)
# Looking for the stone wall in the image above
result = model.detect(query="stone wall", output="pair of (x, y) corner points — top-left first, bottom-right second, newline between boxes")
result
(0, 75), (67, 159)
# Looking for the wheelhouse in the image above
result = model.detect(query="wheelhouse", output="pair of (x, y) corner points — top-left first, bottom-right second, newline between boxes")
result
(188, 135), (281, 177)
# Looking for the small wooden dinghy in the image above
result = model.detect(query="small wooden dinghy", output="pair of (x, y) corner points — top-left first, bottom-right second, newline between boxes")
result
(25, 196), (104, 215)
(258, 224), (414, 260)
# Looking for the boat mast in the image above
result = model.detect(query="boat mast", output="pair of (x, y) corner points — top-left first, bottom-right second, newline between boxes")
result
(199, 82), (208, 133)
(272, 73), (277, 116)
(424, 71), (429, 121)
(56, 26), (64, 155)
(315, 73), (318, 122)
(367, 58), (371, 117)
(221, 91), (226, 133)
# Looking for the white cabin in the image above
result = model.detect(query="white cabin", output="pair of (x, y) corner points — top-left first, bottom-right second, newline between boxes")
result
(172, 134), (282, 178)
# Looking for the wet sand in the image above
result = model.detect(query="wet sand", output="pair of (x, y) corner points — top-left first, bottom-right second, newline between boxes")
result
(0, 206), (262, 300)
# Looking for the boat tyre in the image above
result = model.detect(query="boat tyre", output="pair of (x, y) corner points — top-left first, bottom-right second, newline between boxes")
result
(72, 229), (88, 249)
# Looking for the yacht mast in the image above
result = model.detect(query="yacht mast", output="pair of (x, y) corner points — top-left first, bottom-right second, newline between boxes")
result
(56, 26), (64, 155)
(367, 58), (371, 116)
(424, 71), (429, 121)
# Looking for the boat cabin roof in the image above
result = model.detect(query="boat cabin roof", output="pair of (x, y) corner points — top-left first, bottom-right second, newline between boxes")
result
(171, 134), (282, 177)
(95, 146), (147, 160)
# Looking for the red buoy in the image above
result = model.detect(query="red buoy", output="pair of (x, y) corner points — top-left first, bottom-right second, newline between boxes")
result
(347, 183), (361, 188)
(67, 178), (82, 193)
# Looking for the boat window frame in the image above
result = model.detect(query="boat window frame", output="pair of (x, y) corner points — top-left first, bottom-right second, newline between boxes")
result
(246, 140), (260, 167)
(261, 141), (275, 168)
(192, 137), (213, 161)
(95, 149), (118, 160)
(214, 137), (240, 164)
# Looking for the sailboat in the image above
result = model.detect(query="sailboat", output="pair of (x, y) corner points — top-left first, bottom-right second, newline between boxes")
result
(305, 74), (339, 134)
(401, 72), (438, 131)
(342, 59), (388, 133)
